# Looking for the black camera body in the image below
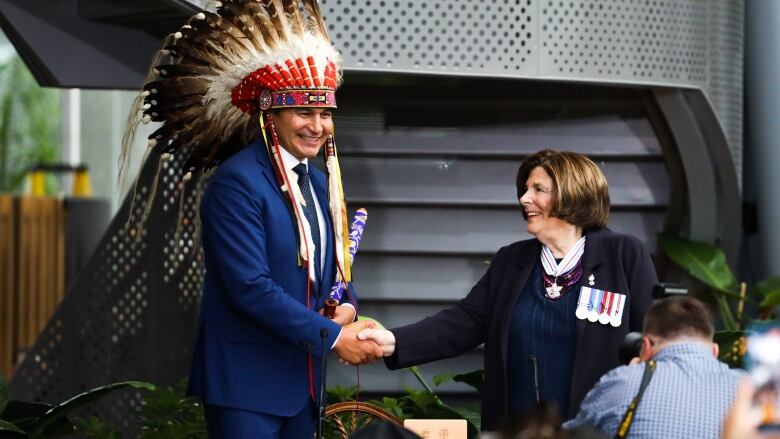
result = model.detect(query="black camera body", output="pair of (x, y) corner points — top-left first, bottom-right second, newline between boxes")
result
(618, 283), (688, 364)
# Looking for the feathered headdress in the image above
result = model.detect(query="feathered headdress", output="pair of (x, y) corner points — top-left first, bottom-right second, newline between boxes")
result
(122, 0), (352, 285)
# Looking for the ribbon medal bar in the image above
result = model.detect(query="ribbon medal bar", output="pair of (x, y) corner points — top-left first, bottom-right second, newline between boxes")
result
(576, 286), (626, 327)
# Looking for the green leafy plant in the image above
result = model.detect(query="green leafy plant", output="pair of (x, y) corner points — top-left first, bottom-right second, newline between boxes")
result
(0, 373), (154, 438)
(657, 233), (780, 365)
(0, 55), (61, 193)
(326, 366), (482, 438)
(134, 380), (207, 439)
(74, 379), (207, 439)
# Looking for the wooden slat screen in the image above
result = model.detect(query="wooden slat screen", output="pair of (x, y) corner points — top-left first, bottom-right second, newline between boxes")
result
(0, 196), (66, 379)
(0, 195), (15, 380)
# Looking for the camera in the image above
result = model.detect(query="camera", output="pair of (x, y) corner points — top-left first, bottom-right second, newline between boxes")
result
(618, 283), (688, 364)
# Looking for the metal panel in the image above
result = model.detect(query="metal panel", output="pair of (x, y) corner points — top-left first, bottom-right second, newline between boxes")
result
(342, 157), (669, 207)
(538, 0), (709, 84)
(0, 0), (178, 89)
(321, 0), (538, 74)
(357, 206), (663, 255)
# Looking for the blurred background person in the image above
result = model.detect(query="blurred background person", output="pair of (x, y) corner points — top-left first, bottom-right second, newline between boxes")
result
(360, 149), (657, 431)
(722, 379), (780, 439)
(565, 296), (742, 438)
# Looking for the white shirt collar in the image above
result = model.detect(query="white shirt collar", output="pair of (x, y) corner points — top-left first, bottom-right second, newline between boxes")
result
(278, 145), (307, 178)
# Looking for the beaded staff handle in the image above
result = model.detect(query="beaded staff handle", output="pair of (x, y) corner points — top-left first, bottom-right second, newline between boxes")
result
(324, 208), (367, 319)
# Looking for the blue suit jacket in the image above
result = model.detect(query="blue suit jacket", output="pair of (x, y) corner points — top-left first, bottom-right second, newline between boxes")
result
(188, 137), (351, 416)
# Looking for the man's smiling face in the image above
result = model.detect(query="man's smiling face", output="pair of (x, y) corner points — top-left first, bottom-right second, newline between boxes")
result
(273, 107), (334, 160)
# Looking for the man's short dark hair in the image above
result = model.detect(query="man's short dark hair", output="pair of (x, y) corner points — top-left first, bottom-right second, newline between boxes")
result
(643, 296), (715, 340)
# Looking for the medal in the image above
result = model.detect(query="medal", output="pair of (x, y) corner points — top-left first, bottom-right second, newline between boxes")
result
(540, 237), (587, 300)
(598, 292), (612, 325)
(588, 274), (595, 286)
(610, 293), (626, 327)
(576, 287), (591, 320)
(546, 282), (562, 299)
(587, 289), (602, 322)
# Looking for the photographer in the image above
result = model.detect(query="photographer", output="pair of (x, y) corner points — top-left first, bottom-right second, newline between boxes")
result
(563, 296), (743, 438)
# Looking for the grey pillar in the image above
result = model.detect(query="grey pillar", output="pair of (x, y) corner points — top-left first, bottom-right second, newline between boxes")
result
(746, 1), (780, 277)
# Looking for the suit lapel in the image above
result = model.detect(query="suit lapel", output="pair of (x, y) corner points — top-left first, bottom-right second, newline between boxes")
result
(254, 138), (287, 203)
(310, 169), (334, 299)
(499, 240), (540, 368)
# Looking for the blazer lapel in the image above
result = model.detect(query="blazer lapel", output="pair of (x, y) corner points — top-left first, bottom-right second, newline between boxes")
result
(310, 170), (334, 299)
(254, 138), (287, 203)
(499, 240), (540, 369)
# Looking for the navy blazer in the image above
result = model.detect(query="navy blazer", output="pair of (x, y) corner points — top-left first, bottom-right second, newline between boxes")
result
(385, 228), (657, 431)
(188, 137), (352, 416)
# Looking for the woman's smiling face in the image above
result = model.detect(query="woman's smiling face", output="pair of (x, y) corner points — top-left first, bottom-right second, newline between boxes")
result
(519, 166), (565, 237)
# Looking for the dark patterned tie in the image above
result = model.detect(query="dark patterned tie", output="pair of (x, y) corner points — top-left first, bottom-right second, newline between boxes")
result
(293, 163), (321, 284)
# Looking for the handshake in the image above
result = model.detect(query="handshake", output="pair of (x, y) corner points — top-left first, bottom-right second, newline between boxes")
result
(332, 318), (396, 366)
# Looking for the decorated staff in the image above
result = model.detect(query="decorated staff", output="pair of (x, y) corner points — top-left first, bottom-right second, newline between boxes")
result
(325, 208), (367, 318)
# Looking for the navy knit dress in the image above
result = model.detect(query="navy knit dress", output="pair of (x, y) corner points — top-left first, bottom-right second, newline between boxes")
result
(507, 260), (580, 418)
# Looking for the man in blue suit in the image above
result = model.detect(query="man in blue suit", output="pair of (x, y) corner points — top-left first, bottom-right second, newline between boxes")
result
(187, 105), (380, 437)
(127, 1), (381, 437)
(175, 2), (382, 436)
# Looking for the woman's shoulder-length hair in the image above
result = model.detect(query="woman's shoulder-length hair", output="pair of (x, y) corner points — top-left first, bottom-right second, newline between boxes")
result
(515, 149), (610, 231)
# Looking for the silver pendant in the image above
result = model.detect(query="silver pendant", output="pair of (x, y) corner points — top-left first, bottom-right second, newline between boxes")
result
(546, 283), (562, 299)
(588, 274), (595, 286)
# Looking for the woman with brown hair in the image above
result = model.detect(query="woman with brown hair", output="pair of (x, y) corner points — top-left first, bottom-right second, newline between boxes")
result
(359, 149), (658, 431)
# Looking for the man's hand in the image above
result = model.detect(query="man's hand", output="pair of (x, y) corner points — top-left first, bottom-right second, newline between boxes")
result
(330, 305), (356, 326)
(318, 304), (355, 326)
(357, 328), (396, 357)
(333, 320), (383, 365)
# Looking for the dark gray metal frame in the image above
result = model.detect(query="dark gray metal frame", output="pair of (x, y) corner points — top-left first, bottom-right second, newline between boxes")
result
(653, 88), (742, 265)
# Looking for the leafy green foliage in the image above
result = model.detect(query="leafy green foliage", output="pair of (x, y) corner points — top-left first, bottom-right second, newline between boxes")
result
(0, 378), (154, 438)
(0, 418), (26, 436)
(1, 400), (66, 434)
(0, 56), (61, 193)
(135, 380), (206, 439)
(73, 416), (121, 439)
(658, 233), (779, 367)
(340, 367), (485, 438)
(756, 276), (780, 308)
(29, 382), (154, 437)
(327, 385), (358, 403)
(377, 397), (405, 419)
(433, 370), (484, 393)
(657, 233), (738, 294)
(658, 233), (741, 330)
